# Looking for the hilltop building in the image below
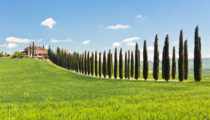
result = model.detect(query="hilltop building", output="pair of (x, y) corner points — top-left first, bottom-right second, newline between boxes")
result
(22, 42), (48, 57)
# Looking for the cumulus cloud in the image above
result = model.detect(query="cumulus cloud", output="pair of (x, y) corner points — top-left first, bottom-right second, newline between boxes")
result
(126, 42), (136, 46)
(41, 18), (56, 29)
(7, 43), (18, 48)
(6, 37), (31, 43)
(123, 37), (140, 43)
(50, 38), (72, 43)
(106, 24), (130, 30)
(112, 42), (121, 47)
(82, 40), (91, 45)
(136, 14), (148, 20)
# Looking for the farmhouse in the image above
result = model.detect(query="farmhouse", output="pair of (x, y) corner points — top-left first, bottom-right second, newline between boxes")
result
(23, 45), (48, 57)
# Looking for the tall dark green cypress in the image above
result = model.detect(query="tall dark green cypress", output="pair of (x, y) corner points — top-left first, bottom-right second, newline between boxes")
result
(99, 52), (102, 77)
(82, 53), (84, 74)
(143, 40), (148, 80)
(95, 51), (98, 77)
(107, 49), (112, 78)
(128, 51), (130, 79)
(135, 43), (140, 80)
(164, 35), (170, 81)
(32, 41), (35, 56)
(87, 51), (90, 75)
(125, 51), (128, 79)
(194, 26), (202, 81)
(114, 48), (118, 79)
(131, 51), (134, 78)
(178, 30), (184, 81)
(119, 48), (123, 79)
(153, 34), (159, 80)
(103, 51), (107, 78)
(172, 47), (176, 80)
(184, 40), (188, 80)
(91, 52), (94, 76)
(85, 51), (87, 74)
(162, 47), (165, 80)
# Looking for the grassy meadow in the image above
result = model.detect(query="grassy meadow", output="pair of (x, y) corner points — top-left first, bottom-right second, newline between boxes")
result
(0, 58), (209, 119)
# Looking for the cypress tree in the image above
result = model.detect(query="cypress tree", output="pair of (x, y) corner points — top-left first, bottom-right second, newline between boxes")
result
(119, 48), (123, 79)
(87, 51), (90, 75)
(99, 52), (102, 77)
(194, 26), (202, 81)
(128, 51), (130, 79)
(125, 51), (128, 79)
(103, 51), (107, 78)
(114, 48), (118, 79)
(184, 40), (188, 80)
(107, 49), (112, 78)
(135, 43), (140, 80)
(95, 51), (98, 77)
(91, 52), (94, 76)
(131, 51), (134, 78)
(32, 41), (35, 56)
(162, 46), (165, 80)
(153, 34), (159, 80)
(143, 40), (148, 80)
(85, 51), (87, 74)
(82, 53), (84, 74)
(172, 47), (176, 80)
(178, 30), (184, 81)
(164, 35), (170, 81)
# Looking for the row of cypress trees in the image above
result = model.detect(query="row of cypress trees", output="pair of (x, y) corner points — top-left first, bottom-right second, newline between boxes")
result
(48, 26), (202, 81)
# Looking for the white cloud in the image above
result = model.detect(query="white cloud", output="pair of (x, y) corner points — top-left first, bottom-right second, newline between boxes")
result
(136, 14), (143, 19)
(123, 37), (140, 43)
(126, 42), (136, 46)
(0, 44), (7, 47)
(7, 43), (18, 48)
(112, 42), (121, 47)
(6, 37), (31, 43)
(148, 46), (154, 51)
(44, 45), (49, 49)
(41, 18), (56, 29)
(82, 40), (91, 45)
(50, 38), (72, 43)
(106, 24), (130, 30)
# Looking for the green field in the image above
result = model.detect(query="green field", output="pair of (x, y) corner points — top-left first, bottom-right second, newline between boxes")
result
(0, 58), (209, 119)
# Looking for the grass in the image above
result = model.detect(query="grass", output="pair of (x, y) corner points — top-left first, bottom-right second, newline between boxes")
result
(0, 58), (209, 119)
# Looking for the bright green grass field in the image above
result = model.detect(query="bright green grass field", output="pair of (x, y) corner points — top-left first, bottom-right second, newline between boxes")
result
(0, 58), (209, 120)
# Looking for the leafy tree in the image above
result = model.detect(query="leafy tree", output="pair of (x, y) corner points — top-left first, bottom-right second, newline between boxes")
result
(114, 48), (118, 79)
(99, 52), (102, 77)
(178, 30), (184, 81)
(184, 40), (188, 80)
(119, 48), (123, 79)
(172, 47), (176, 80)
(143, 40), (148, 80)
(107, 49), (113, 78)
(153, 34), (159, 80)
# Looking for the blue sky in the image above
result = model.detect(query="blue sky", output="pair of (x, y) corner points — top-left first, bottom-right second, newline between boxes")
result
(0, 0), (209, 60)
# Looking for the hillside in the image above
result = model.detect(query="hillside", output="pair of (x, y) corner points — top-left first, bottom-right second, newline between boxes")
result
(0, 58), (209, 119)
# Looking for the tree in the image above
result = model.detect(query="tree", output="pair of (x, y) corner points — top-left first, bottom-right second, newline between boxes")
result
(143, 40), (148, 80)
(164, 35), (170, 81)
(184, 40), (188, 80)
(125, 51), (128, 79)
(114, 48), (118, 79)
(178, 30), (184, 81)
(135, 43), (140, 80)
(87, 51), (90, 75)
(172, 47), (176, 80)
(194, 26), (202, 81)
(103, 51), (107, 78)
(119, 48), (123, 79)
(153, 34), (159, 80)
(107, 49), (112, 78)
(95, 51), (98, 77)
(128, 51), (130, 79)
(131, 51), (134, 78)
(85, 51), (87, 74)
(99, 52), (102, 77)
(91, 52), (94, 76)
(162, 46), (165, 80)
(32, 41), (35, 56)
